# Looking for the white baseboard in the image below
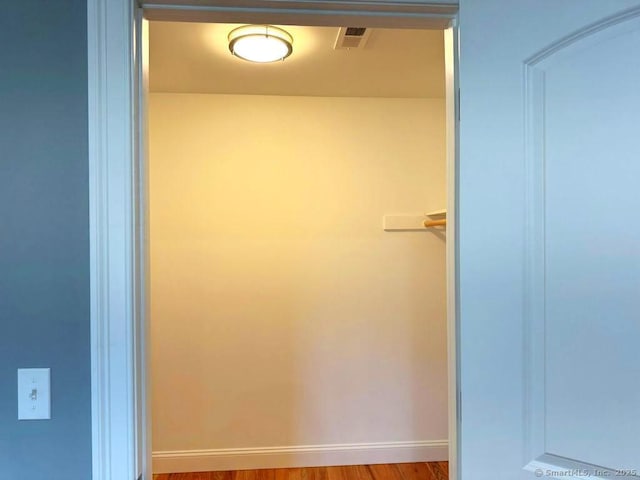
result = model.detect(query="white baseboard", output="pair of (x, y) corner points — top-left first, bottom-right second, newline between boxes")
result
(153, 440), (448, 474)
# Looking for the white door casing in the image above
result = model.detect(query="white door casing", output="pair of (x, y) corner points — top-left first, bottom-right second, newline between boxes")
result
(88, 0), (138, 479)
(459, 1), (640, 478)
(88, 2), (459, 480)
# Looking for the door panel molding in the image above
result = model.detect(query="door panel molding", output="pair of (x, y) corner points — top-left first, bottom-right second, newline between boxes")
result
(523, 6), (640, 477)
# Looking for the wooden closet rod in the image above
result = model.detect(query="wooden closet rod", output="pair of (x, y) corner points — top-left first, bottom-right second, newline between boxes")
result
(424, 219), (447, 228)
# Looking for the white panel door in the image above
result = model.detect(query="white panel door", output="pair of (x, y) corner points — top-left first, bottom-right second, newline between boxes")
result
(458, 1), (640, 479)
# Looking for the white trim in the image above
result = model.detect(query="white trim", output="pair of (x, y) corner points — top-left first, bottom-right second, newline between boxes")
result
(444, 22), (460, 480)
(134, 11), (152, 480)
(142, 0), (456, 29)
(153, 441), (449, 474)
(89, 0), (139, 479)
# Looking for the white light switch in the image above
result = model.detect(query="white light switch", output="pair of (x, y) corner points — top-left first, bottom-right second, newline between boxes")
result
(17, 368), (50, 420)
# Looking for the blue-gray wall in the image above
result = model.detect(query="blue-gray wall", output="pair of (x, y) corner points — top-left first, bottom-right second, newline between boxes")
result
(0, 1), (91, 479)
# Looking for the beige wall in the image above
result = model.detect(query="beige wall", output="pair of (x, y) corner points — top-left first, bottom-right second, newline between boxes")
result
(149, 93), (447, 467)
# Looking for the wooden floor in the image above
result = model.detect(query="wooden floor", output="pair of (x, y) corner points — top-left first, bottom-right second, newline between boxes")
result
(153, 462), (448, 480)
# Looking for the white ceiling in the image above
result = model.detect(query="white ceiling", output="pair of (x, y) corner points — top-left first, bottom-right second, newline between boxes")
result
(149, 22), (445, 98)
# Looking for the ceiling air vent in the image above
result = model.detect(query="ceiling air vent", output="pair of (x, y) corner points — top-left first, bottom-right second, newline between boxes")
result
(334, 27), (372, 50)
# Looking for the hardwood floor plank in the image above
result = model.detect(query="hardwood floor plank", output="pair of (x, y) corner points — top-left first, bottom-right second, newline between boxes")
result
(187, 473), (214, 480)
(325, 466), (347, 480)
(301, 466), (328, 480)
(345, 465), (373, 480)
(233, 470), (258, 480)
(170, 474), (202, 480)
(368, 464), (404, 480)
(155, 462), (448, 480)
(325, 465), (372, 480)
(425, 463), (447, 480)
(274, 467), (304, 480)
(212, 472), (234, 480)
(255, 469), (276, 480)
(395, 462), (436, 480)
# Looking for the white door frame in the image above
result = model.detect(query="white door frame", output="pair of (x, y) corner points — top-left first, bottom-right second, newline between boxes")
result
(87, 2), (459, 479)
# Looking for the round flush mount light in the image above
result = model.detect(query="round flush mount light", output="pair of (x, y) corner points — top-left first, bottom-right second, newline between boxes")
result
(228, 25), (293, 63)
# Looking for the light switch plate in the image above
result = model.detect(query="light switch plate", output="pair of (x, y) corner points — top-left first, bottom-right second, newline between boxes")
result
(17, 368), (51, 420)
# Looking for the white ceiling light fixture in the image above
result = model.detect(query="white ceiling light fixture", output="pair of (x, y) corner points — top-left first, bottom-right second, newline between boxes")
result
(228, 25), (293, 63)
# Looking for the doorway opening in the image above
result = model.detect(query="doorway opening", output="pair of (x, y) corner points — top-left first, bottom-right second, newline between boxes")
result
(86, 3), (459, 479)
(144, 17), (457, 480)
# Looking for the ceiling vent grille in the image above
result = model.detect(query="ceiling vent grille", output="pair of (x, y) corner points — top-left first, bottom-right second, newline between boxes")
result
(334, 27), (372, 50)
